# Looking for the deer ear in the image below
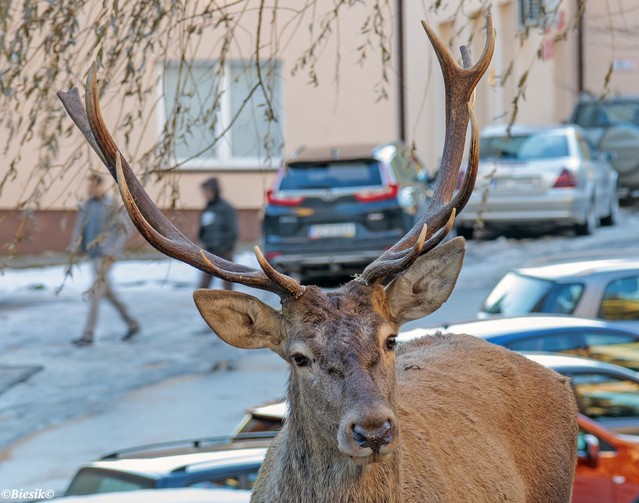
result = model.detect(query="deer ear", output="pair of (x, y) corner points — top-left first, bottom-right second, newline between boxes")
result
(384, 237), (465, 326)
(193, 290), (285, 356)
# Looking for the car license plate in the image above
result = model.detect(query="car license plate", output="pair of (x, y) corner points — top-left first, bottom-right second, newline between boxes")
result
(491, 177), (538, 191)
(308, 223), (356, 239)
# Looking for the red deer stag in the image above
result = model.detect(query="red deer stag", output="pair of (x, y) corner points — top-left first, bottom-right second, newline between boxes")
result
(59, 15), (577, 503)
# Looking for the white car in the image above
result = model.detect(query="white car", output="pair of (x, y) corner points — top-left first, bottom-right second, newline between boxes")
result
(64, 440), (269, 497)
(455, 124), (619, 238)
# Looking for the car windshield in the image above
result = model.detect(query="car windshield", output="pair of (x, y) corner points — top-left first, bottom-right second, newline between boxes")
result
(481, 272), (584, 316)
(65, 468), (155, 496)
(479, 132), (569, 161)
(278, 160), (383, 190)
(573, 101), (639, 128)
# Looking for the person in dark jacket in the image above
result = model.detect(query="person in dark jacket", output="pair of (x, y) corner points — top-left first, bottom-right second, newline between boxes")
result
(198, 177), (238, 290)
(69, 174), (140, 346)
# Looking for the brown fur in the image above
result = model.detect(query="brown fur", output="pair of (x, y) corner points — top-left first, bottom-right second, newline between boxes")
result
(396, 335), (577, 502)
(192, 239), (578, 502)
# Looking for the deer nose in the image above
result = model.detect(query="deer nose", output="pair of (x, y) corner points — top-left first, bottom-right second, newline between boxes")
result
(351, 420), (394, 452)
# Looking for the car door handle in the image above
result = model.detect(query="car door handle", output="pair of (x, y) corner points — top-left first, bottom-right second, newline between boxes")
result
(613, 475), (626, 485)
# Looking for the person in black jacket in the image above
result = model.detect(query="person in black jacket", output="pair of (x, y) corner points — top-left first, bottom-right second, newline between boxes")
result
(198, 177), (238, 290)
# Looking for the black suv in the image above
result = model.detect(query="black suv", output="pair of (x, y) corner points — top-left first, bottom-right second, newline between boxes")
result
(262, 142), (431, 282)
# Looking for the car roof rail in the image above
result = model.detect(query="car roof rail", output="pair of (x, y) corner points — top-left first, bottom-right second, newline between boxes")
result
(529, 249), (639, 267)
(99, 431), (279, 460)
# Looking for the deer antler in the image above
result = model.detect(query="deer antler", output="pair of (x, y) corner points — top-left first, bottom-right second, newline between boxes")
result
(358, 16), (494, 285)
(57, 64), (305, 299)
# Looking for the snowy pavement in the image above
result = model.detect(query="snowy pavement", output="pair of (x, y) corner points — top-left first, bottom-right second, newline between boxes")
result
(1, 349), (288, 497)
(0, 251), (282, 451)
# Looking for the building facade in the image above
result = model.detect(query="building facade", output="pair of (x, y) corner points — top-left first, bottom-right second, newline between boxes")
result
(0, 0), (635, 254)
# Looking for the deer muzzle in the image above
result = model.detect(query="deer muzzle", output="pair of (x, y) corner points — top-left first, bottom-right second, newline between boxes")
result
(338, 408), (398, 464)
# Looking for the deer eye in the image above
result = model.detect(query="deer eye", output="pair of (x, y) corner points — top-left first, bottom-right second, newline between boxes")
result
(292, 353), (310, 367)
(385, 335), (398, 351)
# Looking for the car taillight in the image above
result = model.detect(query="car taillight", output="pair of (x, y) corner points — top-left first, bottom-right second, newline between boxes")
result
(266, 251), (282, 261)
(266, 189), (305, 206)
(553, 168), (577, 188)
(354, 183), (399, 203)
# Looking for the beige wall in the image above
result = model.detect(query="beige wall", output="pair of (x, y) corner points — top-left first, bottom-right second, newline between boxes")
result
(582, 0), (638, 95)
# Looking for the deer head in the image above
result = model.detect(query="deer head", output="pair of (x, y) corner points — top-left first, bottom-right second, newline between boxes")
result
(58, 17), (494, 466)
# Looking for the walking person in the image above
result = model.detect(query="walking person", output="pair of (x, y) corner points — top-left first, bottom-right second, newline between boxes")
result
(198, 177), (238, 290)
(70, 173), (140, 346)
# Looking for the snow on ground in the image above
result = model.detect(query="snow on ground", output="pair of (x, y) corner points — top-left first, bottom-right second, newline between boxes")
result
(0, 250), (281, 450)
(0, 250), (260, 297)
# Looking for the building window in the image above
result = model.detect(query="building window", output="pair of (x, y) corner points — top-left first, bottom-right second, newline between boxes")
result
(162, 61), (284, 168)
(519, 0), (546, 27)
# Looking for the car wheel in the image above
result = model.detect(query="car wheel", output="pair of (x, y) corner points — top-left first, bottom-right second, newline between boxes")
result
(456, 225), (475, 240)
(575, 198), (597, 236)
(600, 191), (620, 227)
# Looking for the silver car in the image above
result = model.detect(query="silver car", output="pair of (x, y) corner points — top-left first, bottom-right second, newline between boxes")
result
(455, 124), (619, 238)
(479, 257), (639, 330)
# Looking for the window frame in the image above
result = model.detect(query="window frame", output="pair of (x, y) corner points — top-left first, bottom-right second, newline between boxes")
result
(518, 0), (550, 28)
(158, 60), (284, 171)
(599, 275), (639, 321)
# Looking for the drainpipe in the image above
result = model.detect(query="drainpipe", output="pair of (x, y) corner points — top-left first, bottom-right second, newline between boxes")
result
(576, 0), (584, 94)
(397, 0), (406, 142)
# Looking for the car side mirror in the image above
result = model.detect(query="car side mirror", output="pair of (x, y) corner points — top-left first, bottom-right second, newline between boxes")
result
(577, 432), (600, 469)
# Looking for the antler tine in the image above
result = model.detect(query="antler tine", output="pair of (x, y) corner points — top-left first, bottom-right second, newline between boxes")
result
(423, 15), (493, 207)
(255, 246), (306, 298)
(59, 63), (304, 298)
(420, 208), (457, 255)
(358, 225), (427, 284)
(357, 15), (494, 285)
(57, 87), (110, 169)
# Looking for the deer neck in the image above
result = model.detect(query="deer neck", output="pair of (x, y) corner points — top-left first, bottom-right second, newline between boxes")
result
(258, 400), (402, 503)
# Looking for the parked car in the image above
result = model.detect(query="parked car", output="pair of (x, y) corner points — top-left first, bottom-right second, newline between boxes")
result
(454, 124), (619, 238)
(63, 435), (273, 496)
(577, 414), (639, 503)
(526, 353), (639, 503)
(569, 95), (639, 197)
(479, 257), (639, 330)
(238, 353), (639, 503)
(399, 315), (639, 371)
(56, 488), (249, 502)
(261, 142), (432, 281)
(232, 402), (286, 436)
